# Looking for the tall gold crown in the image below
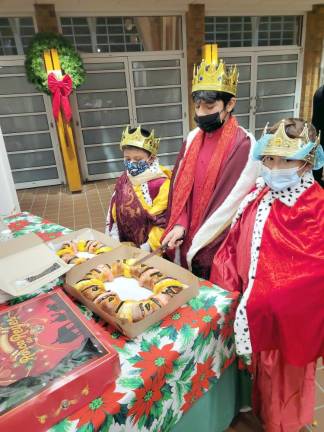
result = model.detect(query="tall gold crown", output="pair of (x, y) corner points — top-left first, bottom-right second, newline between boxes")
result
(120, 125), (160, 156)
(262, 120), (320, 165)
(192, 44), (239, 96)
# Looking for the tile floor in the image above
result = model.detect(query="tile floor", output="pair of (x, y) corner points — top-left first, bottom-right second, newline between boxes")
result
(17, 181), (324, 432)
(17, 179), (115, 233)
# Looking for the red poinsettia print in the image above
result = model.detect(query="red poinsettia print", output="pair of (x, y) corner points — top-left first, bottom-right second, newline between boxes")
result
(200, 280), (214, 288)
(134, 343), (180, 380)
(195, 307), (221, 338)
(37, 231), (63, 241)
(220, 306), (236, 340)
(226, 291), (240, 301)
(191, 356), (214, 391)
(128, 375), (164, 423)
(8, 220), (28, 231)
(161, 305), (197, 331)
(69, 383), (124, 429)
(221, 356), (235, 374)
(181, 384), (204, 413)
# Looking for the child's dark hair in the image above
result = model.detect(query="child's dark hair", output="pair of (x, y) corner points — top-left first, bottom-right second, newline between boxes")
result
(192, 90), (234, 111)
(269, 118), (317, 142)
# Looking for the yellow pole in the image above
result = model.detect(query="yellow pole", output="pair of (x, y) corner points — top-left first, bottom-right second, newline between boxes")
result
(44, 49), (82, 192)
(202, 44), (218, 65)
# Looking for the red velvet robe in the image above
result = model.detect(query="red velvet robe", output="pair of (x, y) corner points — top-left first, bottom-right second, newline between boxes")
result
(165, 119), (258, 279)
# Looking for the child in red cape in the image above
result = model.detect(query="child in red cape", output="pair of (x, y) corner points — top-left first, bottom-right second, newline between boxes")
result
(211, 118), (324, 431)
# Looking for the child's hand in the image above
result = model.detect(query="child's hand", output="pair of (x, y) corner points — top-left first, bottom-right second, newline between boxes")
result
(162, 225), (185, 249)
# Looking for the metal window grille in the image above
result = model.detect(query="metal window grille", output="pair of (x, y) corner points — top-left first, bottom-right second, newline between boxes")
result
(0, 17), (35, 55)
(60, 16), (143, 53)
(205, 16), (253, 48)
(205, 16), (302, 48)
(60, 17), (92, 52)
(0, 18), (16, 55)
(258, 16), (301, 46)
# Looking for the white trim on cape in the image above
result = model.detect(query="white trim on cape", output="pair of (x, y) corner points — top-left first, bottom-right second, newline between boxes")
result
(186, 127), (261, 269)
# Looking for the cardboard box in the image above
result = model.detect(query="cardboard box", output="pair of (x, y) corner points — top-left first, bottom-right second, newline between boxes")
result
(47, 228), (120, 261)
(64, 245), (199, 338)
(0, 288), (120, 431)
(0, 233), (70, 303)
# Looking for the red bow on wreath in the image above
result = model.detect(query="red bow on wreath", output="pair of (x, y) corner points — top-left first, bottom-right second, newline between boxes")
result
(48, 72), (73, 123)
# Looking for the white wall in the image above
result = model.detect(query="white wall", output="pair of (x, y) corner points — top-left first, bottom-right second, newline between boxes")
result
(0, 127), (20, 216)
(0, 0), (316, 15)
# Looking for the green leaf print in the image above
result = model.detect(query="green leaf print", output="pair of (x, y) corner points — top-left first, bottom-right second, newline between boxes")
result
(173, 356), (191, 372)
(100, 414), (113, 431)
(161, 383), (173, 401)
(118, 376), (143, 389)
(138, 413), (148, 429)
(127, 354), (143, 365)
(77, 423), (94, 432)
(140, 338), (152, 352)
(203, 296), (217, 310)
(159, 407), (179, 432)
(49, 419), (77, 432)
(179, 358), (195, 383)
(188, 296), (204, 310)
(179, 324), (195, 348)
(113, 403), (128, 425)
(150, 399), (163, 420)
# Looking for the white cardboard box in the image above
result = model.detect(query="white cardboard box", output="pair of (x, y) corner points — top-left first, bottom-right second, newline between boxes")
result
(65, 245), (199, 338)
(0, 233), (70, 302)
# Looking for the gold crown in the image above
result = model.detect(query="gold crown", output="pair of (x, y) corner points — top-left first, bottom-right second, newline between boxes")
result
(262, 120), (320, 165)
(192, 44), (239, 96)
(120, 125), (160, 156)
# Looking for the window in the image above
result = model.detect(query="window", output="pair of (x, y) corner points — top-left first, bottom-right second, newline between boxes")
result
(60, 16), (182, 53)
(258, 16), (301, 46)
(205, 17), (253, 48)
(205, 16), (302, 48)
(95, 17), (143, 53)
(0, 17), (35, 55)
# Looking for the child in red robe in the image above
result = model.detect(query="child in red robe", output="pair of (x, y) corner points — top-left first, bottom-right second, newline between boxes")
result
(162, 46), (260, 279)
(106, 126), (171, 251)
(211, 118), (324, 431)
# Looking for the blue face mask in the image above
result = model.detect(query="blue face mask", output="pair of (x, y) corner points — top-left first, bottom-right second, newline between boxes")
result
(124, 159), (150, 176)
(261, 165), (304, 191)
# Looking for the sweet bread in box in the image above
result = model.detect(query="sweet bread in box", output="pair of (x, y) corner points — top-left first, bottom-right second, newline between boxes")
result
(57, 240), (112, 265)
(73, 259), (188, 323)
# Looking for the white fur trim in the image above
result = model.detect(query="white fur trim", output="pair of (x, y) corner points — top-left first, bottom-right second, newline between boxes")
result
(141, 182), (152, 206)
(234, 190), (273, 356)
(187, 128), (261, 269)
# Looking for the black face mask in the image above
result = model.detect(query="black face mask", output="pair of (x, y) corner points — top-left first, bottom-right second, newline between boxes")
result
(194, 111), (225, 132)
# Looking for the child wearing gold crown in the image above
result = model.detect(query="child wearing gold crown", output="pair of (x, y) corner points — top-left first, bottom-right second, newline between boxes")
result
(211, 118), (324, 431)
(162, 45), (260, 279)
(105, 126), (171, 251)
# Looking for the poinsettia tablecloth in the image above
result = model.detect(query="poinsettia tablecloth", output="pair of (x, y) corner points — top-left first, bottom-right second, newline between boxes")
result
(4, 212), (239, 432)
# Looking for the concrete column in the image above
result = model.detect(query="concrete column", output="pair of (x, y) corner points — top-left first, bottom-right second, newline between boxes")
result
(300, 5), (324, 121)
(34, 4), (59, 33)
(186, 4), (205, 130)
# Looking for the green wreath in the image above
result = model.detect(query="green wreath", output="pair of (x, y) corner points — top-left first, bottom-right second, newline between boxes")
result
(25, 32), (86, 94)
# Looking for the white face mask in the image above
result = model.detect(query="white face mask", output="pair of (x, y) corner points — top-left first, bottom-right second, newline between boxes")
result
(261, 164), (306, 191)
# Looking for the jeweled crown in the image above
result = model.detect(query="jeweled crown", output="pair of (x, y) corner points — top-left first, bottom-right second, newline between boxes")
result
(261, 120), (320, 165)
(192, 44), (239, 96)
(120, 126), (160, 156)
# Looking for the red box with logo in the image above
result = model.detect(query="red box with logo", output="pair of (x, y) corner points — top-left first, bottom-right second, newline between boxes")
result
(0, 289), (120, 431)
